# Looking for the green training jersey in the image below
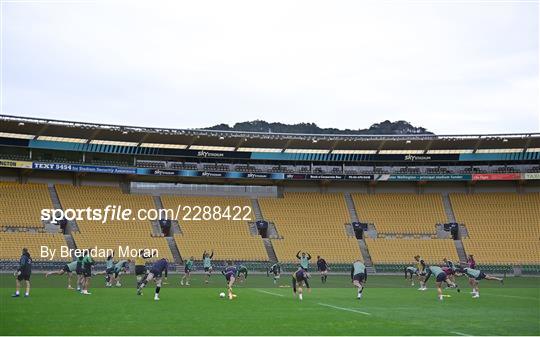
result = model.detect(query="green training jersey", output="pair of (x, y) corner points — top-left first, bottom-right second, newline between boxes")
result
(352, 261), (366, 275)
(67, 261), (78, 272)
(427, 266), (444, 276)
(106, 259), (114, 269)
(464, 268), (481, 278)
(114, 260), (128, 272)
(185, 260), (193, 270)
(203, 257), (212, 268)
(300, 257), (309, 269)
(82, 255), (93, 267)
(237, 265), (248, 275)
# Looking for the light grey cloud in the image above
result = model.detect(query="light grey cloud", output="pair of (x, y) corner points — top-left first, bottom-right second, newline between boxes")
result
(2, 0), (538, 134)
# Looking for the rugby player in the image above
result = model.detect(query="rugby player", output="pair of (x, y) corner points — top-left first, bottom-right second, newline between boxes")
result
(222, 261), (237, 300)
(137, 258), (168, 301)
(316, 256), (329, 284)
(75, 255), (84, 291)
(291, 267), (311, 301)
(203, 250), (214, 284)
(236, 264), (248, 283)
(442, 257), (457, 283)
(109, 259), (130, 287)
(81, 250), (95, 295)
(351, 259), (367, 300)
(267, 262), (281, 284)
(12, 248), (32, 298)
(414, 255), (427, 290)
(404, 266), (418, 286)
(296, 251), (311, 271)
(92, 254), (115, 287)
(134, 249), (153, 285)
(181, 256), (194, 286)
(456, 267), (503, 298)
(46, 259), (78, 289)
(424, 265), (460, 301)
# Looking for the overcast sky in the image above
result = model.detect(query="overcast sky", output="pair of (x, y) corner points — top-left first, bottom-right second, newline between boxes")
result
(1, 0), (538, 134)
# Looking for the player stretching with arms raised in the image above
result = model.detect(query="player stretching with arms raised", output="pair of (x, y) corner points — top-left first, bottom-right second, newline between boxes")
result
(181, 256), (194, 286)
(137, 258), (168, 301)
(317, 256), (329, 284)
(351, 259), (367, 300)
(292, 267), (311, 301)
(222, 261), (237, 300)
(424, 265), (459, 301)
(203, 250), (214, 284)
(46, 260), (78, 289)
(456, 267), (503, 298)
(296, 251), (311, 271)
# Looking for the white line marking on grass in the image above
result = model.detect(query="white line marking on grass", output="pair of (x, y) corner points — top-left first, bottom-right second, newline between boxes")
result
(450, 331), (471, 336)
(317, 302), (371, 316)
(487, 294), (536, 300)
(255, 289), (285, 297)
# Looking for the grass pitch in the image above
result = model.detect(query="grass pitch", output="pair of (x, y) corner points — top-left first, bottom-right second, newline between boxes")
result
(1, 274), (539, 335)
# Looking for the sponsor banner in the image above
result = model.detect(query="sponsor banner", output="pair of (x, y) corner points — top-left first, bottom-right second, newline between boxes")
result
(151, 169), (177, 176)
(345, 175), (373, 181)
(33, 162), (137, 175)
(0, 159), (33, 168)
(307, 174), (345, 180)
(523, 172), (540, 180)
(472, 173), (521, 181)
(285, 174), (307, 180)
(385, 174), (471, 181)
(251, 152), (460, 162)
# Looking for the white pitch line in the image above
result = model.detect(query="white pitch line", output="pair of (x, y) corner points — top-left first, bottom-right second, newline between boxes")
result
(255, 289), (285, 297)
(486, 294), (537, 300)
(317, 302), (371, 316)
(450, 331), (471, 336)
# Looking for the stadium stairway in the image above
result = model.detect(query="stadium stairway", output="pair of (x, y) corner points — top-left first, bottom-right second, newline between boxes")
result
(250, 198), (264, 221)
(64, 233), (77, 251)
(442, 193), (457, 223)
(165, 236), (183, 264)
(442, 193), (468, 264)
(152, 195), (182, 234)
(344, 193), (374, 269)
(344, 193), (359, 222)
(248, 222), (259, 236)
(454, 240), (468, 264)
(47, 184), (79, 232)
(263, 238), (278, 262)
(357, 239), (375, 271)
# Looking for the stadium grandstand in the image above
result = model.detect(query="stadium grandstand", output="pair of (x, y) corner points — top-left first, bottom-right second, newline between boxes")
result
(0, 115), (539, 275)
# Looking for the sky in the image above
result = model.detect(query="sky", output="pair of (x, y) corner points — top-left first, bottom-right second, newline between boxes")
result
(1, 0), (538, 134)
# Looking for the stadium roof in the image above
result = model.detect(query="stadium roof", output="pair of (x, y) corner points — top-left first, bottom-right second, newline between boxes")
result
(1, 114), (539, 153)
